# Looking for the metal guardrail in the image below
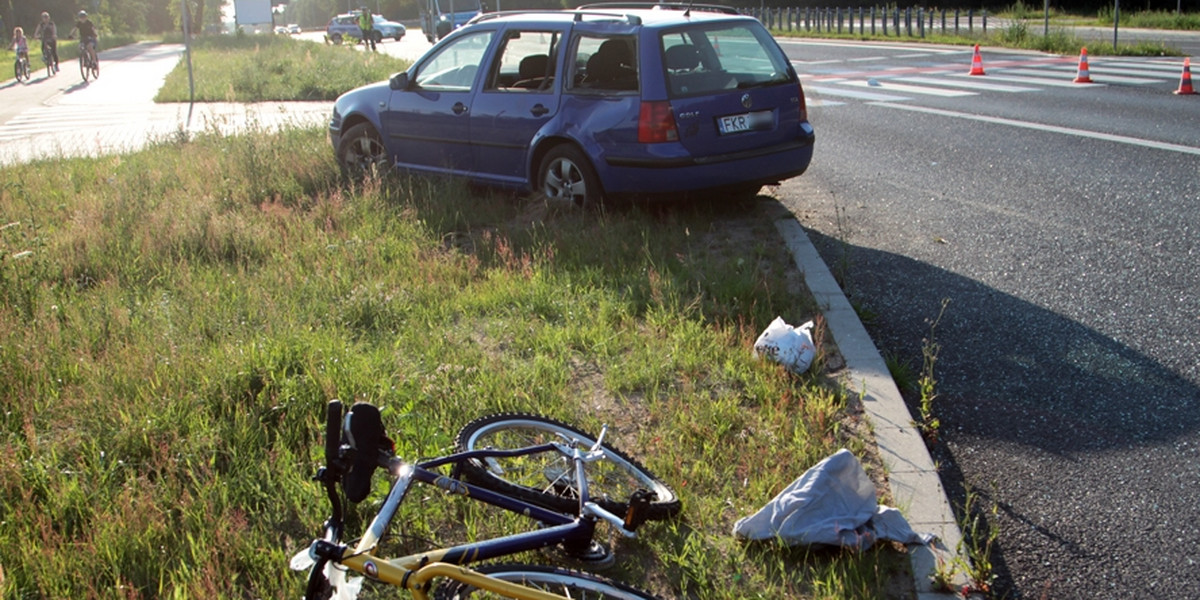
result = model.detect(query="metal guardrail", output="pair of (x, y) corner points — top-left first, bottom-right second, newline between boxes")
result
(742, 6), (990, 38)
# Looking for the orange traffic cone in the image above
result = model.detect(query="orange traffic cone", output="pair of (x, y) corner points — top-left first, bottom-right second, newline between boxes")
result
(1174, 57), (1196, 95)
(1074, 47), (1093, 83)
(968, 44), (985, 76)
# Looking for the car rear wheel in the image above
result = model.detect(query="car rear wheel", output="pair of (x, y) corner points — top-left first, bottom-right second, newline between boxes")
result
(330, 33), (343, 45)
(337, 123), (389, 179)
(539, 145), (604, 210)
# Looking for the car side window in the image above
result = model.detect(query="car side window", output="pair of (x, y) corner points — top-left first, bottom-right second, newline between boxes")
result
(568, 35), (638, 93)
(413, 30), (495, 92)
(485, 30), (559, 92)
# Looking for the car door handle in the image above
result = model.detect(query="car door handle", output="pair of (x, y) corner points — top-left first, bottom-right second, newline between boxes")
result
(452, 102), (468, 115)
(530, 104), (549, 117)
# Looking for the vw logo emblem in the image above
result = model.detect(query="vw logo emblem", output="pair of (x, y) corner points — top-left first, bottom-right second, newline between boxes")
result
(741, 93), (753, 109)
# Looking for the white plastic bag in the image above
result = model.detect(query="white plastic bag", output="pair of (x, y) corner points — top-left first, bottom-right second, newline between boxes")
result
(753, 317), (816, 374)
(732, 449), (936, 549)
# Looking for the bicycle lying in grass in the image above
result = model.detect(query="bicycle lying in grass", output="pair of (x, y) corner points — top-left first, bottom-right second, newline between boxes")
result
(290, 400), (681, 599)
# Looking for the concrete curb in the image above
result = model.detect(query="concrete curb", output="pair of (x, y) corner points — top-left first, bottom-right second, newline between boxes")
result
(770, 205), (968, 598)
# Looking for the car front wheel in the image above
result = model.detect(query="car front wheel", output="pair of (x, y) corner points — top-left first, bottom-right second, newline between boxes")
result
(330, 33), (343, 45)
(337, 123), (389, 179)
(539, 145), (603, 209)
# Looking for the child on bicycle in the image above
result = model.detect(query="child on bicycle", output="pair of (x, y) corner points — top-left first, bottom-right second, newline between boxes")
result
(10, 26), (28, 63)
(69, 11), (98, 64)
(33, 11), (58, 72)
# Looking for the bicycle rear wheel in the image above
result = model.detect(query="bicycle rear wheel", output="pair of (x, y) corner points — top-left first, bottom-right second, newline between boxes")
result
(454, 414), (680, 521)
(433, 564), (659, 600)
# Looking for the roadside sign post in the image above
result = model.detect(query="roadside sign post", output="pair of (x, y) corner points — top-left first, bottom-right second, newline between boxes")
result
(1113, 0), (1120, 50)
(183, 0), (195, 127)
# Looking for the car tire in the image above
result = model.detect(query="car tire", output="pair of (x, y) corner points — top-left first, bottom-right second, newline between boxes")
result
(372, 31), (383, 44)
(337, 123), (389, 179)
(330, 33), (343, 45)
(539, 145), (604, 210)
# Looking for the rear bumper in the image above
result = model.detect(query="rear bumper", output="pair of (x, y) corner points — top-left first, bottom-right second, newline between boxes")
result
(599, 125), (815, 194)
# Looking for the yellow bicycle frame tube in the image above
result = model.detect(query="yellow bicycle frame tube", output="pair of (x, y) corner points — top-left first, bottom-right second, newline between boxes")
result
(337, 550), (569, 600)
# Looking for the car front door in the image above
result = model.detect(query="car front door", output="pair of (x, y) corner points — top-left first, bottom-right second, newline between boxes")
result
(467, 27), (564, 187)
(384, 29), (495, 176)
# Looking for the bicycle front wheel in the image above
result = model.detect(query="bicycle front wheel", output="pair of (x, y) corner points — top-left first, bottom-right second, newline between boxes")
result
(454, 414), (680, 521)
(433, 564), (659, 600)
(79, 56), (91, 81)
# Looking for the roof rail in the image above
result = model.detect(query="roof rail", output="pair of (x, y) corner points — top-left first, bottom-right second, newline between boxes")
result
(577, 2), (739, 15)
(466, 8), (642, 26)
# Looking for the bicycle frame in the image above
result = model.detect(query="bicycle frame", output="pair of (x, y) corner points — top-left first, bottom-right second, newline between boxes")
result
(300, 401), (643, 599)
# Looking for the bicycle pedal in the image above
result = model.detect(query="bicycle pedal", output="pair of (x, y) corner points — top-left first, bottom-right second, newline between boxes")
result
(544, 540), (615, 570)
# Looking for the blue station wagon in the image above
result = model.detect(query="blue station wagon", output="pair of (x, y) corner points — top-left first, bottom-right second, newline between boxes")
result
(329, 2), (815, 206)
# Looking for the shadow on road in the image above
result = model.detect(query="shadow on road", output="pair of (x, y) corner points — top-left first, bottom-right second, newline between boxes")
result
(803, 228), (1200, 452)
(801, 227), (1200, 597)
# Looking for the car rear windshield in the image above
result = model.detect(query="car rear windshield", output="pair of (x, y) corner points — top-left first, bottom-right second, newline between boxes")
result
(659, 22), (793, 97)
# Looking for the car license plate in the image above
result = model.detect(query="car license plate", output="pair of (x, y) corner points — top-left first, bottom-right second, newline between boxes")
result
(717, 110), (772, 135)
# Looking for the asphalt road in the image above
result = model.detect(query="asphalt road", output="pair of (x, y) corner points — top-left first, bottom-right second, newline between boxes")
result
(777, 39), (1199, 599)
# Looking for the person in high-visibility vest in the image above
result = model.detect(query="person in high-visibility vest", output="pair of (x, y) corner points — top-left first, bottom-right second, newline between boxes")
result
(358, 7), (376, 51)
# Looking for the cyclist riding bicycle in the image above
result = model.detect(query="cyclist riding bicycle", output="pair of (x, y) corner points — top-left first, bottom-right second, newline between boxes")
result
(33, 11), (59, 72)
(10, 26), (28, 63)
(69, 11), (98, 65)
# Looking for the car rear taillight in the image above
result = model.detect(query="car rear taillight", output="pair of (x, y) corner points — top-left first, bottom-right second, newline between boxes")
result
(797, 81), (808, 122)
(638, 101), (679, 143)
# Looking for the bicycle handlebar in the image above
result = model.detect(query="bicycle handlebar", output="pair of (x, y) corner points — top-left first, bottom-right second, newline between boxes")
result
(324, 400), (343, 469)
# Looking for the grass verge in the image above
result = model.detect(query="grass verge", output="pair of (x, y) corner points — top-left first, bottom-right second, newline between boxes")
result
(155, 34), (410, 102)
(0, 125), (912, 599)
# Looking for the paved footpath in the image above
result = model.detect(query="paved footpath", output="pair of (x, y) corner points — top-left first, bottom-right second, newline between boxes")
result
(0, 42), (330, 165)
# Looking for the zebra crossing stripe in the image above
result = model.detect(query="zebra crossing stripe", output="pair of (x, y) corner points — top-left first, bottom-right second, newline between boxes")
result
(1081, 64), (1183, 79)
(838, 80), (976, 97)
(997, 67), (1161, 85)
(946, 72), (1101, 87)
(1099, 61), (1188, 73)
(893, 76), (1038, 92)
(805, 84), (910, 102)
(805, 98), (846, 107)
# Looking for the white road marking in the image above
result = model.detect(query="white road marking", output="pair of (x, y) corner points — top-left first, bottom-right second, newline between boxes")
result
(874, 103), (1200, 156)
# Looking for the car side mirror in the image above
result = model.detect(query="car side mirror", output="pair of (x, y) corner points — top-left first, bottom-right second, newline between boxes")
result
(389, 72), (409, 91)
